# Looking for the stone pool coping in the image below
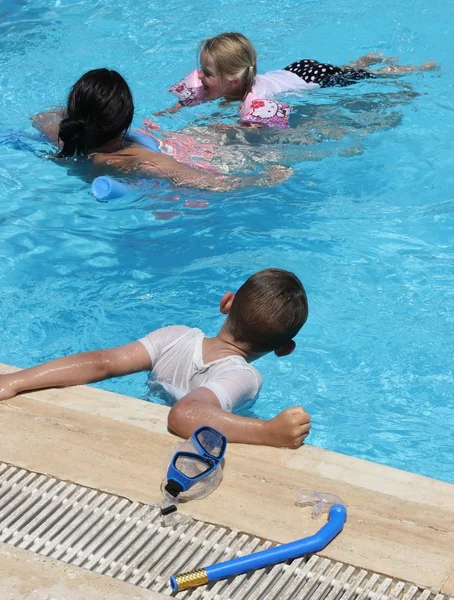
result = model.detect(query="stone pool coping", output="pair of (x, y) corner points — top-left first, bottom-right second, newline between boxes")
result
(0, 362), (453, 598)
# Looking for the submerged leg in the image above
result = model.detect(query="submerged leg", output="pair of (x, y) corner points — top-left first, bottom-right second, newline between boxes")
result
(344, 52), (398, 69)
(375, 60), (438, 74)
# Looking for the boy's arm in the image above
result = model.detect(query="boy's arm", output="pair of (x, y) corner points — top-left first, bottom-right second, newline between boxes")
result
(167, 387), (311, 449)
(0, 342), (151, 401)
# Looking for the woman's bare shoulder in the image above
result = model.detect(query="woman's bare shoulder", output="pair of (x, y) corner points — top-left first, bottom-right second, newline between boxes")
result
(90, 146), (162, 171)
(31, 109), (65, 145)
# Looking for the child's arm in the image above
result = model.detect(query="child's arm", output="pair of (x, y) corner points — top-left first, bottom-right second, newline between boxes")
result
(91, 148), (292, 192)
(154, 70), (206, 116)
(168, 387), (311, 449)
(0, 342), (151, 401)
(154, 102), (183, 116)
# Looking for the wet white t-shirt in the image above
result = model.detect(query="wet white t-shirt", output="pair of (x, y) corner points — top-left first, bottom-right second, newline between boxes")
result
(138, 325), (262, 412)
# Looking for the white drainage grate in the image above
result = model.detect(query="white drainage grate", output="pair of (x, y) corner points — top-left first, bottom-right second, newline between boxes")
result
(0, 463), (451, 600)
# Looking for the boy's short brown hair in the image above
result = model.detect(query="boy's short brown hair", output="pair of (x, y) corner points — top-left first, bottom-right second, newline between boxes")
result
(225, 268), (308, 353)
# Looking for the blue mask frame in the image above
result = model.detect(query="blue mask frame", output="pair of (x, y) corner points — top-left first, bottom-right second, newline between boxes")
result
(164, 426), (228, 499)
(192, 425), (227, 462)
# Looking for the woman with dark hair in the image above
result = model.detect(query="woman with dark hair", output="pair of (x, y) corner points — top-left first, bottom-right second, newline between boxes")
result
(58, 69), (134, 158)
(32, 68), (291, 191)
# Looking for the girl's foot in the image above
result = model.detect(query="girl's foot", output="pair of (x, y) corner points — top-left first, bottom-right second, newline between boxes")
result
(378, 60), (438, 74)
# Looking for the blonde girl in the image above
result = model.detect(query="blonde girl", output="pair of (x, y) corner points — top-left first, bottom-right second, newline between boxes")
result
(158, 32), (436, 129)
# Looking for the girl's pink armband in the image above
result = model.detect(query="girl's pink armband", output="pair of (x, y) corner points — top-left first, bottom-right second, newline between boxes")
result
(169, 70), (206, 107)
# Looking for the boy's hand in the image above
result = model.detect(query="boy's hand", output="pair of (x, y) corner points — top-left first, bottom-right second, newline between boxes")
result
(266, 406), (311, 449)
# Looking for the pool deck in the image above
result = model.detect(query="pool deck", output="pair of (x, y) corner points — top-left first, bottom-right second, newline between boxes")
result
(0, 361), (453, 599)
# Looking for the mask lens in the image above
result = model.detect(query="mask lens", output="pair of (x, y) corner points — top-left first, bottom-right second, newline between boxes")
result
(196, 428), (225, 459)
(174, 454), (212, 479)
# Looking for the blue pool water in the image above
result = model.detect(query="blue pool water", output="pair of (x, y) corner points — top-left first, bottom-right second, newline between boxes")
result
(0, 0), (453, 483)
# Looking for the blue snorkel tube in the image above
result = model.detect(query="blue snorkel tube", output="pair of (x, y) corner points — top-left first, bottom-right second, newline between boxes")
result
(170, 501), (347, 592)
(91, 131), (161, 200)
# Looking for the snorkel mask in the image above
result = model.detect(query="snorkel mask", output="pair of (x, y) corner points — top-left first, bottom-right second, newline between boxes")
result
(161, 426), (227, 517)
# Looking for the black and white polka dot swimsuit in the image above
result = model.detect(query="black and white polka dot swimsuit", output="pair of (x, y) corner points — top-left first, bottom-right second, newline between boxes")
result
(284, 59), (376, 87)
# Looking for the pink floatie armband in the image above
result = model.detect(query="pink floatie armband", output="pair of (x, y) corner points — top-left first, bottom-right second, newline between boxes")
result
(239, 95), (291, 128)
(168, 69), (206, 107)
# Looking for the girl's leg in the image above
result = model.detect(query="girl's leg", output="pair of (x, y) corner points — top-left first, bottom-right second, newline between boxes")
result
(344, 52), (398, 69)
(376, 61), (438, 74)
(284, 57), (437, 88)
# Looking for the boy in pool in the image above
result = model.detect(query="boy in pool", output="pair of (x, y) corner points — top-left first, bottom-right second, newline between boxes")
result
(0, 269), (311, 449)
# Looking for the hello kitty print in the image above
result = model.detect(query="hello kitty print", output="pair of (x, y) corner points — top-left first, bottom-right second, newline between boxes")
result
(239, 96), (291, 128)
(168, 70), (206, 107)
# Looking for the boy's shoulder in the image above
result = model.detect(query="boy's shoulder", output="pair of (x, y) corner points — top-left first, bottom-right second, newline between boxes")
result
(139, 325), (204, 364)
(146, 324), (200, 334)
(213, 353), (263, 388)
(143, 324), (203, 344)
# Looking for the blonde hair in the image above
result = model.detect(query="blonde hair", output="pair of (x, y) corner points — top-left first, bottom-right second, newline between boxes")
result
(199, 32), (257, 100)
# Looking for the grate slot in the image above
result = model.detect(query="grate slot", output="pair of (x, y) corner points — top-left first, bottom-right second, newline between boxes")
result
(0, 463), (451, 600)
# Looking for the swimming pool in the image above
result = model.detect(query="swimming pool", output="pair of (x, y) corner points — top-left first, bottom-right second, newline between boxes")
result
(1, 0), (453, 483)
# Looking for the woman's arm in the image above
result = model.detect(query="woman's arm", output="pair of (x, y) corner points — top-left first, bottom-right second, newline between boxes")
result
(138, 151), (292, 191)
(0, 342), (151, 401)
(91, 147), (292, 192)
(31, 109), (65, 145)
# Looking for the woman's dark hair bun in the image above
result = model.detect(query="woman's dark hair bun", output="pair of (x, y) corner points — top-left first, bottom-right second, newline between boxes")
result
(58, 69), (134, 158)
(58, 117), (85, 142)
